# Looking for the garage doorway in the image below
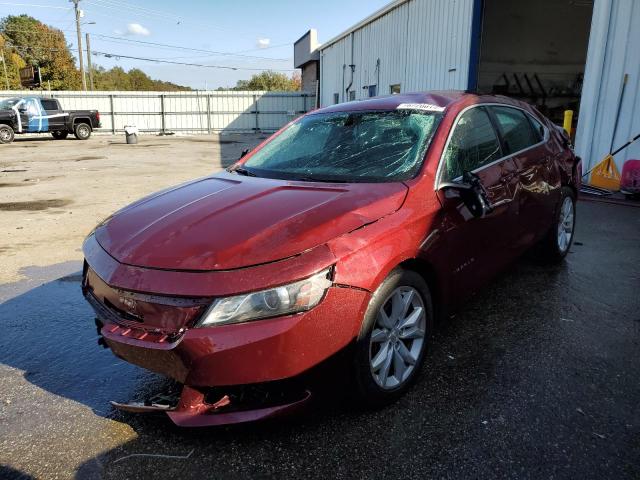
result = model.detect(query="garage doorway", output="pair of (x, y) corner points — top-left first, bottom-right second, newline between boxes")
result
(474, 0), (594, 136)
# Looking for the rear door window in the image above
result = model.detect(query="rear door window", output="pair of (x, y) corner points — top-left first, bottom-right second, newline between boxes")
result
(491, 106), (540, 155)
(526, 113), (546, 143)
(441, 107), (502, 181)
(41, 99), (59, 111)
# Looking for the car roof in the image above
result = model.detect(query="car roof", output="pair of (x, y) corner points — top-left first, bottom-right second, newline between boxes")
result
(312, 91), (470, 115)
(309, 91), (533, 116)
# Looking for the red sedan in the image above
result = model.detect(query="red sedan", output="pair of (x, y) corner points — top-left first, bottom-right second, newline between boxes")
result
(82, 91), (581, 426)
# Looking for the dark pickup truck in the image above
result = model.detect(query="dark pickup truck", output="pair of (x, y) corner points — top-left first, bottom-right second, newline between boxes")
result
(0, 96), (101, 144)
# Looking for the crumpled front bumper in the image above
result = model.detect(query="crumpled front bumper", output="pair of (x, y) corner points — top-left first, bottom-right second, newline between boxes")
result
(83, 235), (371, 426)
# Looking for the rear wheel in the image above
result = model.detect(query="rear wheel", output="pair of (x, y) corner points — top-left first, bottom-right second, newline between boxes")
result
(538, 186), (576, 262)
(0, 124), (15, 144)
(74, 122), (91, 140)
(352, 268), (433, 408)
(51, 131), (68, 140)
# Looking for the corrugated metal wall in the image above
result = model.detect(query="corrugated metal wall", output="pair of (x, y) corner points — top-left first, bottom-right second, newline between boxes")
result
(575, 0), (640, 174)
(0, 90), (313, 134)
(319, 0), (474, 106)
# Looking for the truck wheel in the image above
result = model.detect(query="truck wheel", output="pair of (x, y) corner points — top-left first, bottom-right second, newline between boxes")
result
(74, 123), (91, 140)
(51, 131), (68, 140)
(0, 124), (15, 144)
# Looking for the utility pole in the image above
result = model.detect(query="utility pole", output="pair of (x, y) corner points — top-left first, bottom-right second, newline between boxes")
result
(71, 0), (87, 91)
(85, 33), (94, 91)
(0, 53), (9, 90)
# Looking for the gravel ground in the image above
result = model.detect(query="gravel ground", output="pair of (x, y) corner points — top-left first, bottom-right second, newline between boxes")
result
(0, 133), (264, 283)
(0, 136), (639, 479)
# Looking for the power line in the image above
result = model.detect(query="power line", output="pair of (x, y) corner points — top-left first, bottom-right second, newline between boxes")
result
(91, 50), (297, 72)
(0, 2), (71, 9)
(90, 34), (290, 62)
(1, 28), (292, 63)
(86, 0), (276, 39)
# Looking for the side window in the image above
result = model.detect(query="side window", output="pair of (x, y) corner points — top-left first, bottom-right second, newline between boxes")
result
(25, 98), (40, 116)
(41, 99), (59, 111)
(491, 106), (540, 154)
(442, 107), (502, 181)
(526, 113), (545, 143)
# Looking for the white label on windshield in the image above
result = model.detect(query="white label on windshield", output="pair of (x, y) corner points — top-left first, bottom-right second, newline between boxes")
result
(396, 103), (445, 112)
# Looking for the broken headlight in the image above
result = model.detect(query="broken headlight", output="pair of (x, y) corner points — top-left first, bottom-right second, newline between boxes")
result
(197, 267), (333, 327)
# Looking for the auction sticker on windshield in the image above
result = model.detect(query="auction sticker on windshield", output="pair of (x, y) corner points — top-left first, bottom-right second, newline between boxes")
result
(396, 103), (445, 112)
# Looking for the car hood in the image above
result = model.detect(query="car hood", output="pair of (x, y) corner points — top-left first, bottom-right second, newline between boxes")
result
(95, 172), (408, 271)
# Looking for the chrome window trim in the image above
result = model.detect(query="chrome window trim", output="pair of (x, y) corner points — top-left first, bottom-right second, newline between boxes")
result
(434, 103), (550, 188)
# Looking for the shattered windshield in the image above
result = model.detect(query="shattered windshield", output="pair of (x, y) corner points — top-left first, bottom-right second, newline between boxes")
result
(241, 110), (441, 182)
(0, 98), (21, 110)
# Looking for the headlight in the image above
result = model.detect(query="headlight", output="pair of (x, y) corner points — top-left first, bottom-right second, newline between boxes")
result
(197, 267), (333, 327)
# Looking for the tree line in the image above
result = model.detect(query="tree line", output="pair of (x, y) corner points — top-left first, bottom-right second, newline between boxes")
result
(0, 14), (300, 92)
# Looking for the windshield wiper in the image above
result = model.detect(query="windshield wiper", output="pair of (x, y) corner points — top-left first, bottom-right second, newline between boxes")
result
(230, 166), (257, 177)
(291, 176), (349, 183)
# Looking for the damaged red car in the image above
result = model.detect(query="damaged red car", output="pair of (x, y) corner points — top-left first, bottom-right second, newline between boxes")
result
(82, 91), (581, 426)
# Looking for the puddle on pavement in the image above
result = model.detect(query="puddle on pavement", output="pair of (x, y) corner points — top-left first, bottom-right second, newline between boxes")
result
(107, 142), (171, 147)
(74, 156), (107, 162)
(0, 266), (166, 416)
(0, 182), (31, 188)
(0, 199), (72, 211)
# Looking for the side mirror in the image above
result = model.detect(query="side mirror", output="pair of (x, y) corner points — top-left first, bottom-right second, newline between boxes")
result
(439, 171), (493, 218)
(239, 148), (250, 159)
(18, 107), (27, 113)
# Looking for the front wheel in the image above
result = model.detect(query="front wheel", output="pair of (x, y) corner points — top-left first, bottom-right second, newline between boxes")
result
(51, 131), (68, 140)
(0, 124), (15, 144)
(352, 268), (433, 408)
(74, 122), (91, 140)
(538, 186), (576, 263)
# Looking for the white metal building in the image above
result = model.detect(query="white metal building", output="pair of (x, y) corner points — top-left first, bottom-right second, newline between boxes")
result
(312, 0), (640, 174)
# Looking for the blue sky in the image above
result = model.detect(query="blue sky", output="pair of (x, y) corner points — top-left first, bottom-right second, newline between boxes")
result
(1, 0), (390, 88)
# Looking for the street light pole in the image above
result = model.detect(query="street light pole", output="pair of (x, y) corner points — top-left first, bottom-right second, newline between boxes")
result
(71, 0), (87, 91)
(86, 32), (94, 91)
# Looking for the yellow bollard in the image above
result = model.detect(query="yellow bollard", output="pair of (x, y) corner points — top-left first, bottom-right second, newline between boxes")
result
(563, 110), (574, 136)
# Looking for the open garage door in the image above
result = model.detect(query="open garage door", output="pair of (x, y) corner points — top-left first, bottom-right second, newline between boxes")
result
(475, 0), (594, 136)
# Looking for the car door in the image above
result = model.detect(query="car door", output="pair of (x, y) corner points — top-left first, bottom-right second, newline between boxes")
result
(489, 106), (559, 249)
(22, 98), (47, 132)
(434, 105), (519, 299)
(40, 98), (66, 131)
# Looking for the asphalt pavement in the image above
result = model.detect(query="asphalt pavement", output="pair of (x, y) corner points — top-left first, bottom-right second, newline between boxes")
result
(0, 199), (639, 479)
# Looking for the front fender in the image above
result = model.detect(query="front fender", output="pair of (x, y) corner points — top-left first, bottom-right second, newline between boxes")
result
(327, 207), (440, 293)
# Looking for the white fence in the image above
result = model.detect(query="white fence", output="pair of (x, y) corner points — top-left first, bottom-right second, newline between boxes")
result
(0, 90), (315, 134)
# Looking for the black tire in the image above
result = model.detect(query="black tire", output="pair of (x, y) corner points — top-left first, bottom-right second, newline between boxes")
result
(51, 131), (68, 140)
(352, 268), (433, 408)
(538, 186), (576, 263)
(74, 122), (91, 140)
(0, 124), (15, 144)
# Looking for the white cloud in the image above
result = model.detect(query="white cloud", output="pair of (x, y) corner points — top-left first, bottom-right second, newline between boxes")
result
(126, 23), (151, 36)
(256, 38), (270, 49)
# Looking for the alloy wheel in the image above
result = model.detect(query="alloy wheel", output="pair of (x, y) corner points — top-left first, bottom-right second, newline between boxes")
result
(0, 128), (10, 142)
(78, 125), (90, 138)
(557, 196), (574, 253)
(369, 286), (426, 389)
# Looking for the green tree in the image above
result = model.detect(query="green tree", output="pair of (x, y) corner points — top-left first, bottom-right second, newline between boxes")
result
(233, 70), (301, 91)
(91, 65), (190, 91)
(0, 33), (26, 88)
(0, 14), (80, 89)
